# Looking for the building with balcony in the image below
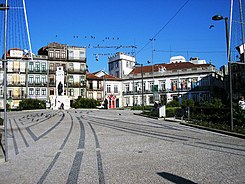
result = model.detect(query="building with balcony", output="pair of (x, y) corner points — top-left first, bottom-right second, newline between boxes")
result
(86, 70), (123, 109)
(38, 42), (87, 105)
(0, 48), (28, 109)
(27, 55), (48, 101)
(108, 53), (224, 107)
(0, 42), (87, 109)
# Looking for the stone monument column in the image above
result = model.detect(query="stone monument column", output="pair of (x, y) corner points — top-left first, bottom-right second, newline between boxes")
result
(56, 66), (65, 96)
(49, 66), (70, 110)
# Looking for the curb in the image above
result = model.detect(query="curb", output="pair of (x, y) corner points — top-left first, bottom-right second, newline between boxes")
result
(179, 122), (245, 139)
(134, 113), (245, 139)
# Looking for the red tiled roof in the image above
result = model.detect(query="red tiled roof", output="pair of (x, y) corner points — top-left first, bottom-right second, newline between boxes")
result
(86, 72), (122, 81)
(104, 74), (122, 81)
(130, 62), (211, 74)
(86, 73), (100, 80)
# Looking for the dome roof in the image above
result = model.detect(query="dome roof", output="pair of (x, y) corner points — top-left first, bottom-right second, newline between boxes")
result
(170, 56), (186, 63)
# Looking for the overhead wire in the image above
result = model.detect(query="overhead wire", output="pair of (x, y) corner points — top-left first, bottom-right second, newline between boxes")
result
(137, 0), (190, 55)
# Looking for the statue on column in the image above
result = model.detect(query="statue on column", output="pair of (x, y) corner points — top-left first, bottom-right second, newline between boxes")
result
(58, 81), (63, 96)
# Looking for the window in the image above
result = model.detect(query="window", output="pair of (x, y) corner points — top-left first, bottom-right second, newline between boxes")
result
(149, 95), (154, 103)
(50, 88), (54, 95)
(50, 63), (54, 71)
(125, 83), (129, 92)
(89, 81), (93, 89)
(125, 98), (130, 106)
(55, 63), (60, 71)
(69, 51), (74, 58)
(115, 61), (119, 68)
(114, 85), (118, 93)
(171, 80), (178, 91)
(41, 76), (46, 84)
(41, 88), (46, 95)
(29, 75), (34, 84)
(109, 63), (114, 70)
(80, 63), (85, 71)
(55, 51), (60, 58)
(116, 71), (119, 78)
(35, 75), (40, 84)
(149, 81), (154, 91)
(135, 82), (139, 92)
(69, 63), (74, 71)
(181, 79), (187, 90)
(97, 93), (102, 100)
(159, 81), (166, 90)
(49, 77), (55, 85)
(79, 51), (85, 58)
(88, 93), (93, 99)
(107, 84), (111, 93)
(61, 52), (66, 59)
(21, 90), (24, 97)
(29, 62), (34, 72)
(29, 88), (34, 95)
(97, 81), (100, 89)
(68, 75), (74, 86)
(8, 90), (12, 98)
(80, 75), (85, 86)
(69, 89), (74, 96)
(36, 62), (40, 72)
(80, 88), (84, 97)
(191, 78), (198, 89)
(49, 51), (54, 58)
(41, 62), (46, 72)
(36, 88), (40, 95)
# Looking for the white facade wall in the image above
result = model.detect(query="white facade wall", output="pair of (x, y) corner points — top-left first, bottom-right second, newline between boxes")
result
(104, 80), (123, 108)
(108, 52), (135, 78)
(122, 64), (222, 107)
(67, 47), (86, 60)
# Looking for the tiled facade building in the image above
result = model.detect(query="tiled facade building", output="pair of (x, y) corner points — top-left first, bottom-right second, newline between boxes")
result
(0, 42), (87, 109)
(0, 45), (228, 110)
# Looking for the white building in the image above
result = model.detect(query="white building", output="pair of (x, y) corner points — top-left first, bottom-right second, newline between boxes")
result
(108, 52), (135, 78)
(108, 53), (224, 107)
(86, 71), (123, 109)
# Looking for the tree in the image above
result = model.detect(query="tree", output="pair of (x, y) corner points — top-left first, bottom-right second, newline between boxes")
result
(72, 97), (99, 109)
(19, 99), (46, 110)
(181, 99), (194, 108)
(166, 99), (180, 107)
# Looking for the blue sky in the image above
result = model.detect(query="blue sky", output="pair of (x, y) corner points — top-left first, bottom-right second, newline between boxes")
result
(25, 0), (232, 72)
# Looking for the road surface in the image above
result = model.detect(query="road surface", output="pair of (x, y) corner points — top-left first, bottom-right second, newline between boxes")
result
(0, 109), (244, 183)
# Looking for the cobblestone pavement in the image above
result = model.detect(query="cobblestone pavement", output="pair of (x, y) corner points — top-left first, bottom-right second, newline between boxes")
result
(0, 109), (244, 184)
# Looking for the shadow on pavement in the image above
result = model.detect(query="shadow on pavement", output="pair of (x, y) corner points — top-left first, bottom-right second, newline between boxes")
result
(157, 172), (197, 184)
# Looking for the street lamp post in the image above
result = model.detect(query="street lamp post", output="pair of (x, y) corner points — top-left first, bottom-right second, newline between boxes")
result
(135, 63), (144, 111)
(0, 2), (9, 161)
(141, 64), (144, 111)
(212, 15), (234, 131)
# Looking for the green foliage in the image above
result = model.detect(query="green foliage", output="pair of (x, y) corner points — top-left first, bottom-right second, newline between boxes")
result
(166, 107), (181, 117)
(190, 107), (230, 124)
(166, 99), (180, 108)
(19, 99), (46, 110)
(233, 102), (245, 128)
(72, 97), (98, 109)
(181, 99), (194, 108)
(200, 98), (224, 108)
